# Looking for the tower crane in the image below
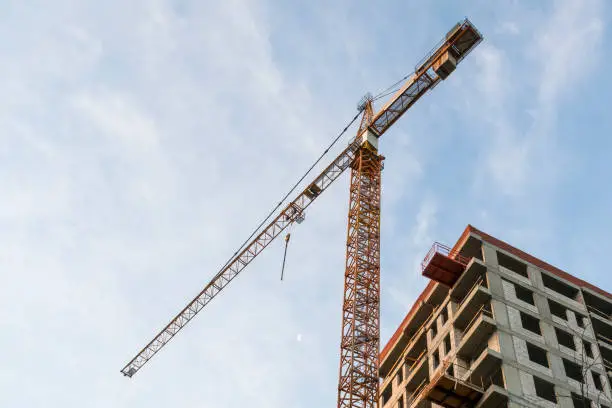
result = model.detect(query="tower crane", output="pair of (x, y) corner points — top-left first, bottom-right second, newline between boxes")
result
(121, 19), (482, 408)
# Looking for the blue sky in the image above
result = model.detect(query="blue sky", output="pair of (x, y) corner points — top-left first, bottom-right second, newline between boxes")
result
(1, 0), (611, 407)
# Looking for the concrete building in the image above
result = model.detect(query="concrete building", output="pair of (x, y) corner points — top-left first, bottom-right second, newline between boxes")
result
(379, 225), (612, 408)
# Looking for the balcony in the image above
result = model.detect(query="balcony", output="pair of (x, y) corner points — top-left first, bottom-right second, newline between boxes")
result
(404, 329), (428, 367)
(450, 257), (487, 301)
(408, 359), (483, 408)
(380, 285), (447, 377)
(600, 347), (612, 376)
(405, 351), (429, 392)
(584, 290), (612, 323)
(453, 280), (491, 330)
(457, 308), (496, 359)
(406, 354), (506, 408)
(592, 317), (612, 349)
(422, 242), (470, 287)
(465, 348), (502, 381)
(476, 385), (508, 408)
(382, 330), (427, 392)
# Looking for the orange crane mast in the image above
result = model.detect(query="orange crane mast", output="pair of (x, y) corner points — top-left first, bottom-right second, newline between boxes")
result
(121, 19), (482, 408)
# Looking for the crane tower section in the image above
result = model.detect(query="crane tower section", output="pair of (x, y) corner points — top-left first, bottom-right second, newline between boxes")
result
(337, 20), (481, 408)
(120, 20), (482, 408)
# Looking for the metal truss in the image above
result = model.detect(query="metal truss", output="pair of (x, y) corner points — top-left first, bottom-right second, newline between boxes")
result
(121, 138), (361, 377)
(337, 144), (383, 408)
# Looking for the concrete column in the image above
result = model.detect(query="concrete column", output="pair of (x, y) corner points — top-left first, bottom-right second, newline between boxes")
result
(502, 362), (523, 396)
(487, 270), (506, 299)
(482, 243), (498, 268)
(528, 265), (543, 290)
(548, 352), (565, 382)
(540, 320), (558, 349)
(492, 298), (510, 329)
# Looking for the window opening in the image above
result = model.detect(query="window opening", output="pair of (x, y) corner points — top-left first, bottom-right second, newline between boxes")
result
(497, 251), (528, 278)
(533, 376), (557, 403)
(444, 335), (452, 355)
(432, 350), (440, 369)
(520, 311), (542, 335)
(576, 314), (586, 329)
(440, 308), (448, 326)
(542, 273), (580, 301)
(549, 299), (567, 320)
(593, 371), (603, 391)
(526, 342), (549, 367)
(571, 392), (592, 408)
(555, 327), (575, 350)
(515, 284), (535, 305)
(563, 358), (583, 382)
(382, 384), (392, 405)
(396, 366), (403, 384)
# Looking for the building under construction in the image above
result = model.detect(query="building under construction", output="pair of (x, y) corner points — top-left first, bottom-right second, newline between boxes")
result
(379, 225), (612, 408)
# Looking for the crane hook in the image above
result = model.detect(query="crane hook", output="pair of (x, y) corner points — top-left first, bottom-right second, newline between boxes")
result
(280, 233), (291, 281)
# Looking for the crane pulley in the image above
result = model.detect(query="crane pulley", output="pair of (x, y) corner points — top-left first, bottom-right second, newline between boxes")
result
(121, 19), (482, 408)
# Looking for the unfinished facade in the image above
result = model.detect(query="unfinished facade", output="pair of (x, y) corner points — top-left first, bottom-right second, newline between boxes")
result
(379, 225), (612, 408)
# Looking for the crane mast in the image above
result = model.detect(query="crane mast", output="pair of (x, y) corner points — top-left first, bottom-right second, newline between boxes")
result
(121, 19), (482, 408)
(337, 20), (482, 408)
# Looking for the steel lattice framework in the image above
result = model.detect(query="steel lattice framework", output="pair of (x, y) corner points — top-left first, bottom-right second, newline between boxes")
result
(121, 19), (483, 408)
(121, 139), (361, 377)
(337, 143), (383, 408)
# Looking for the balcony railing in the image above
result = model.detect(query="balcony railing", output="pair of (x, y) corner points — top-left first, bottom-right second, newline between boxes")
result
(406, 350), (427, 376)
(463, 305), (494, 337)
(603, 358), (612, 373)
(457, 277), (488, 305)
(421, 242), (471, 287)
(405, 356), (504, 408)
(588, 304), (612, 321)
(406, 379), (429, 407)
(597, 332), (612, 348)
(421, 242), (469, 271)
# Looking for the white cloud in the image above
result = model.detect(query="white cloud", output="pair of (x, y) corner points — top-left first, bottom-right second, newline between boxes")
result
(498, 21), (520, 35)
(535, 0), (604, 108)
(2, 2), (608, 408)
(468, 0), (603, 197)
(0, 1), (368, 407)
(70, 90), (161, 154)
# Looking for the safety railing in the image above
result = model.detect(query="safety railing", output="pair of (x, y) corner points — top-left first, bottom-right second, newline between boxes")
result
(405, 378), (429, 408)
(455, 358), (504, 392)
(456, 276), (488, 305)
(405, 350), (427, 378)
(421, 242), (470, 273)
(602, 357), (612, 373)
(384, 318), (432, 384)
(596, 332), (612, 348)
(462, 304), (494, 337)
(587, 304), (612, 321)
(405, 355), (504, 408)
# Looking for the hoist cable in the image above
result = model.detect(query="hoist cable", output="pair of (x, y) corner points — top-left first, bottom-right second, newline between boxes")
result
(217, 110), (362, 272)
(280, 233), (291, 281)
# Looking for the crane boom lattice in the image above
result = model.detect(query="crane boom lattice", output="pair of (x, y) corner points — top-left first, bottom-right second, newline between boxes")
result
(121, 139), (361, 377)
(121, 19), (483, 408)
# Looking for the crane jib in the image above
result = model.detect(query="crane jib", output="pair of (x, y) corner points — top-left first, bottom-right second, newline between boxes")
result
(121, 18), (483, 381)
(121, 139), (361, 377)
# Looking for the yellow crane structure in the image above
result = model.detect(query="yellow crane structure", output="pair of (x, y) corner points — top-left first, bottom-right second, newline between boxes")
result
(121, 19), (483, 408)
